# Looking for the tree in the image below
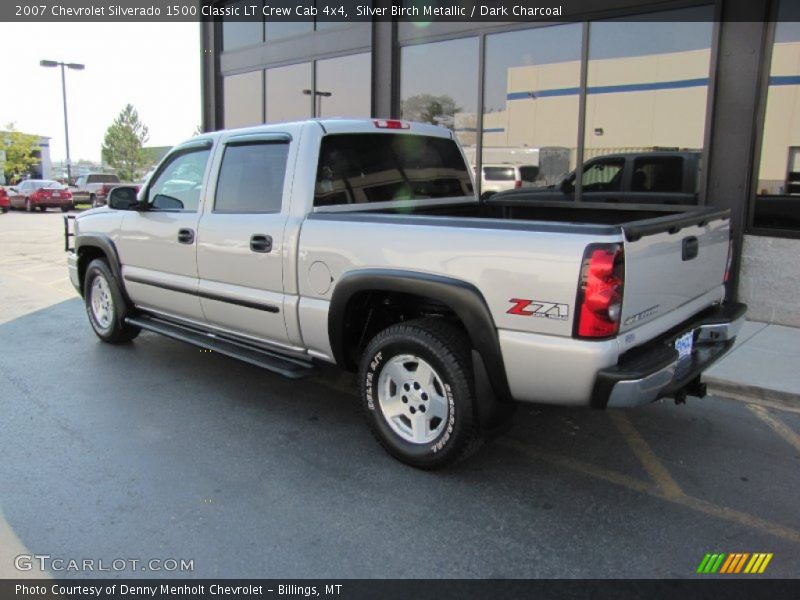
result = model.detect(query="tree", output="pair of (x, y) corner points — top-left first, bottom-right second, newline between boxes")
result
(400, 94), (461, 129)
(101, 104), (150, 181)
(2, 123), (40, 183)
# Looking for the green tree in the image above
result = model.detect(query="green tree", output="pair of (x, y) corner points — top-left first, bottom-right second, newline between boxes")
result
(400, 94), (461, 129)
(2, 123), (40, 183)
(101, 104), (150, 181)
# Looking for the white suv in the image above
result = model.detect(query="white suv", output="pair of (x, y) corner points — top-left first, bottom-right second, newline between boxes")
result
(478, 164), (539, 199)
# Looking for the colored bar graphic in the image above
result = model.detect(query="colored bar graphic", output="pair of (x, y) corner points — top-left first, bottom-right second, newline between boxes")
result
(734, 553), (750, 573)
(698, 552), (773, 574)
(697, 554), (712, 573)
(711, 554), (725, 573)
(759, 554), (773, 573)
(719, 554), (735, 574)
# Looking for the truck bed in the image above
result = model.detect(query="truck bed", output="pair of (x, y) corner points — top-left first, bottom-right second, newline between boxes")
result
(363, 199), (730, 242)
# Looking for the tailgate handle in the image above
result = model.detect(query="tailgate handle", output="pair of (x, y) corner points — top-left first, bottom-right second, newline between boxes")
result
(682, 236), (699, 261)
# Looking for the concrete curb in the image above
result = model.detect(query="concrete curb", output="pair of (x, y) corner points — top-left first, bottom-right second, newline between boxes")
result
(705, 378), (800, 413)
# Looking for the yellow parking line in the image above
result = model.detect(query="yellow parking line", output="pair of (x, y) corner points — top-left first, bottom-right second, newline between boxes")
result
(316, 378), (800, 545)
(501, 440), (800, 545)
(748, 404), (800, 454)
(609, 412), (685, 500)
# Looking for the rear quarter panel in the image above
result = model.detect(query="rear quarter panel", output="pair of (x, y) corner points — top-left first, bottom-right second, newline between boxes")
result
(296, 215), (620, 359)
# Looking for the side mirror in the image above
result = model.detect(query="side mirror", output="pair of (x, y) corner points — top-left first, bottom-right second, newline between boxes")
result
(108, 186), (140, 210)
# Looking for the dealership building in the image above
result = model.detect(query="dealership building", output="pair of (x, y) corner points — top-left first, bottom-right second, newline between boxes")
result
(201, 0), (800, 326)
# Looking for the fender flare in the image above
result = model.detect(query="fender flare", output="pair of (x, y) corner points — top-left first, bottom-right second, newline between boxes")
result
(74, 234), (128, 301)
(328, 269), (512, 402)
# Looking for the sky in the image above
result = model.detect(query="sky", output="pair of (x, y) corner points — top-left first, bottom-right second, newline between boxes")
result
(0, 22), (202, 163)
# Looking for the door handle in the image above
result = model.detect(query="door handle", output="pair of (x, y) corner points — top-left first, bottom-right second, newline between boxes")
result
(250, 234), (273, 253)
(177, 228), (195, 244)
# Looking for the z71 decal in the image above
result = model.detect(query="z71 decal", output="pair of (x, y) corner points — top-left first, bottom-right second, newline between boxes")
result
(507, 298), (570, 321)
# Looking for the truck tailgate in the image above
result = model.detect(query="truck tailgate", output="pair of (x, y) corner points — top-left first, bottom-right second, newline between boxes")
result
(619, 211), (730, 334)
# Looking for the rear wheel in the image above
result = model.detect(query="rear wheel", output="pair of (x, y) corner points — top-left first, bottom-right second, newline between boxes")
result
(60, 205), (71, 213)
(359, 318), (482, 469)
(84, 258), (140, 343)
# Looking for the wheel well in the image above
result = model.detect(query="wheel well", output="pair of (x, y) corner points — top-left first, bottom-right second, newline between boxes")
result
(340, 290), (469, 370)
(77, 246), (108, 295)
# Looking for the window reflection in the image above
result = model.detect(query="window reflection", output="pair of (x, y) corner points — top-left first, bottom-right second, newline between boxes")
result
(315, 53), (372, 118)
(584, 8), (713, 203)
(482, 24), (582, 195)
(754, 0), (800, 230)
(400, 38), (479, 151)
(265, 62), (313, 123)
(265, 20), (313, 41)
(222, 0), (263, 51)
(224, 71), (263, 128)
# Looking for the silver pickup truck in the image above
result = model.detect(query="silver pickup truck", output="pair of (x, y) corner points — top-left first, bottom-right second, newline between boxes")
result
(66, 119), (745, 468)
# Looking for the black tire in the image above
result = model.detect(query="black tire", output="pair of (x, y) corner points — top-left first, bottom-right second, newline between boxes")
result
(83, 258), (140, 343)
(60, 205), (71, 213)
(38, 206), (47, 212)
(359, 318), (482, 469)
(0, 207), (8, 214)
(90, 194), (98, 208)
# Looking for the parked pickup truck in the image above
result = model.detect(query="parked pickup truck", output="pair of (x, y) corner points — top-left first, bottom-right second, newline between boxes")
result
(498, 151), (702, 205)
(66, 120), (744, 468)
(72, 173), (136, 208)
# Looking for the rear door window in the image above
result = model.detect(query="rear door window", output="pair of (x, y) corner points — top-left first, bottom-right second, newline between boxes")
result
(214, 141), (289, 213)
(631, 156), (684, 193)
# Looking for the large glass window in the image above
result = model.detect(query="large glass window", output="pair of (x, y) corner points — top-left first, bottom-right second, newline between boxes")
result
(223, 71), (263, 128)
(222, 0), (263, 51)
(482, 24), (582, 192)
(400, 38), (479, 150)
(584, 8), (713, 203)
(265, 21), (313, 41)
(215, 142), (289, 213)
(315, 53), (372, 118)
(265, 62), (313, 123)
(753, 0), (800, 232)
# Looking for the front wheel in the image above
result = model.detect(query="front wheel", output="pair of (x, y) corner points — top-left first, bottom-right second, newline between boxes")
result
(359, 318), (482, 469)
(84, 258), (140, 343)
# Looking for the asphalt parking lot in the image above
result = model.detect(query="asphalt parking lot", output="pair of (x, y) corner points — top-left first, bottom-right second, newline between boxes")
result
(1, 210), (799, 579)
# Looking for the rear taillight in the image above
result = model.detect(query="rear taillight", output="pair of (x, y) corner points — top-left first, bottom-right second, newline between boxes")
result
(373, 119), (410, 129)
(574, 244), (625, 339)
(514, 180), (522, 189)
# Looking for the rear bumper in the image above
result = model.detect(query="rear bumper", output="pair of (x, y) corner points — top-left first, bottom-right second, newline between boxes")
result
(592, 302), (746, 408)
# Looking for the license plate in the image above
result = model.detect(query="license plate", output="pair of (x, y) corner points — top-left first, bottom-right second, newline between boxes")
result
(675, 330), (694, 360)
(52, 193), (61, 198)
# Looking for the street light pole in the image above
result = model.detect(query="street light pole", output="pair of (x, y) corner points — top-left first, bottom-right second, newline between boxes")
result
(40, 59), (84, 183)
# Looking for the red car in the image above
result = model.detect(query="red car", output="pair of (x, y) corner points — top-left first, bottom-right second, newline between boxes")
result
(0, 186), (9, 213)
(8, 179), (73, 212)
